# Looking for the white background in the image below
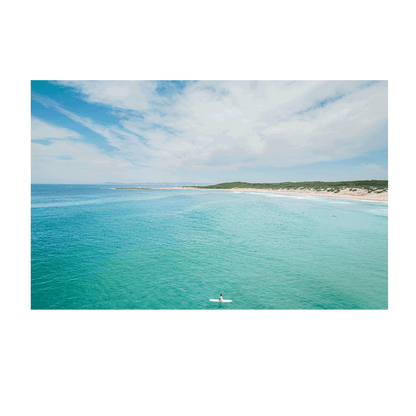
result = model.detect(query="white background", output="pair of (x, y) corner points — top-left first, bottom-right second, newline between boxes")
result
(14, 66), (404, 326)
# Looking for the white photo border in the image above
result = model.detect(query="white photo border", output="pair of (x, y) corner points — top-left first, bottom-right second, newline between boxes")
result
(13, 65), (404, 326)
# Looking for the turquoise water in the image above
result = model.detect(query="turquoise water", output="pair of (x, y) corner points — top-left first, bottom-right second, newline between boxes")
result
(31, 185), (388, 309)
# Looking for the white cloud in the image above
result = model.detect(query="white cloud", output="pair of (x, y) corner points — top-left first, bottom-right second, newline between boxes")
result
(31, 114), (148, 183)
(35, 81), (388, 181)
(57, 81), (158, 111)
(120, 81), (387, 173)
(31, 139), (138, 183)
(30, 96), (152, 165)
(31, 117), (81, 140)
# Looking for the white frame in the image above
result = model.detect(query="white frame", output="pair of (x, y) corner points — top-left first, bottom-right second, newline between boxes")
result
(14, 65), (404, 326)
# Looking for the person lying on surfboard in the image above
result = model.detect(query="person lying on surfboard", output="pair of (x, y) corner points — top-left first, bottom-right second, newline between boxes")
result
(219, 294), (223, 302)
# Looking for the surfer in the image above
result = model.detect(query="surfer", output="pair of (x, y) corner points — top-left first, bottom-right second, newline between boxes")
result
(219, 294), (223, 302)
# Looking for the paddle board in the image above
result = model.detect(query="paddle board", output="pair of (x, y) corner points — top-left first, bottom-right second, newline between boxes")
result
(210, 299), (232, 302)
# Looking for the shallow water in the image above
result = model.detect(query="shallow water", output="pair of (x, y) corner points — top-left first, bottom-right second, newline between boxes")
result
(31, 185), (388, 309)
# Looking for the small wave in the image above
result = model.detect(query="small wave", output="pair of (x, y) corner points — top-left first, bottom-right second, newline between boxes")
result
(277, 194), (308, 199)
(32, 196), (126, 208)
(367, 209), (388, 217)
(326, 200), (352, 204)
(32, 200), (104, 208)
(265, 194), (284, 198)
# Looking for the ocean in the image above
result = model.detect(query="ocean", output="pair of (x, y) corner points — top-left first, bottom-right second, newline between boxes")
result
(31, 184), (388, 309)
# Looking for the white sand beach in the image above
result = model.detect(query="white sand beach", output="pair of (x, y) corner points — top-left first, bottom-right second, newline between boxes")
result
(166, 187), (388, 202)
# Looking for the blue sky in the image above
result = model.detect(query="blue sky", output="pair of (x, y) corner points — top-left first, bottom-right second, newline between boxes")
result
(31, 81), (387, 184)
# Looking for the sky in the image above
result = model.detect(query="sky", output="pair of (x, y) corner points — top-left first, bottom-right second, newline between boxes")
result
(31, 80), (388, 184)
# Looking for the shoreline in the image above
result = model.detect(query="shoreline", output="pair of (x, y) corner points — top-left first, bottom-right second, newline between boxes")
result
(161, 187), (388, 202)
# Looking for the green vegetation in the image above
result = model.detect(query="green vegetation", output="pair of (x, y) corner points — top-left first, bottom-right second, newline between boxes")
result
(192, 180), (388, 193)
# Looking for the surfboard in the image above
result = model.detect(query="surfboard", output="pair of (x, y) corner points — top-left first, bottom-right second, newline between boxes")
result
(209, 299), (232, 302)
